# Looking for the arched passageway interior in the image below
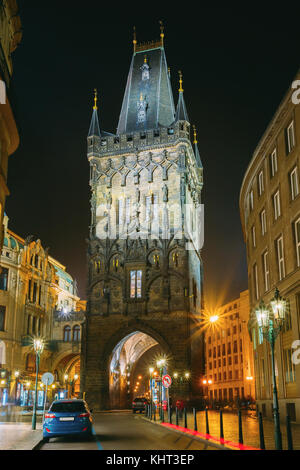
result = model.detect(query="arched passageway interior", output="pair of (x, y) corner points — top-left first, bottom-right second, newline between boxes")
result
(109, 331), (167, 409)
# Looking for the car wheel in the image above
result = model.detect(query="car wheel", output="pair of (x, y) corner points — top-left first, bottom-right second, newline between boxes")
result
(43, 437), (49, 443)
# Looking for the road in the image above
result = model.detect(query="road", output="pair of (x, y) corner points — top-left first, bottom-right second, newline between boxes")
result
(38, 411), (218, 450)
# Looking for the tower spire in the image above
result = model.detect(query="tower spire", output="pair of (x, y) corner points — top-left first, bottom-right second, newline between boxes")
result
(93, 88), (98, 110)
(159, 20), (164, 47)
(193, 124), (203, 168)
(133, 26), (137, 53)
(88, 89), (101, 137)
(175, 70), (189, 122)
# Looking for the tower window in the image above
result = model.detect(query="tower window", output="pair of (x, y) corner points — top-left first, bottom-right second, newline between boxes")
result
(0, 268), (8, 291)
(130, 270), (142, 298)
(63, 325), (71, 342)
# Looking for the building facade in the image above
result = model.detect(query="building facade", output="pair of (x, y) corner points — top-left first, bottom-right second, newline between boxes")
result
(81, 28), (205, 410)
(240, 69), (300, 422)
(0, 0), (22, 250)
(0, 215), (85, 407)
(204, 290), (255, 405)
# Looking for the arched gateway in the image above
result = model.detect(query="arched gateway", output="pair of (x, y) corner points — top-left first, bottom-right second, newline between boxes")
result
(80, 29), (205, 411)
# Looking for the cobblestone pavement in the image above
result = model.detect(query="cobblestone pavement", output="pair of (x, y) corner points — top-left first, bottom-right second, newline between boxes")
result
(164, 410), (300, 450)
(0, 422), (42, 450)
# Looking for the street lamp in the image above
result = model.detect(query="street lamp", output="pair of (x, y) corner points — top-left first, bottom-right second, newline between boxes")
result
(156, 359), (166, 415)
(255, 288), (287, 450)
(32, 337), (45, 430)
(149, 367), (154, 414)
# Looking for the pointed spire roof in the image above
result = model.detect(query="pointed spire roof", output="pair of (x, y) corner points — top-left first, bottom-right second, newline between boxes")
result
(88, 89), (101, 137)
(117, 24), (175, 134)
(175, 70), (189, 122)
(193, 125), (203, 168)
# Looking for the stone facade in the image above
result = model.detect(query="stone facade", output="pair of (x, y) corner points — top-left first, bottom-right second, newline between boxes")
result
(204, 290), (255, 405)
(0, 0), (22, 250)
(0, 215), (85, 406)
(240, 69), (300, 422)
(81, 35), (204, 410)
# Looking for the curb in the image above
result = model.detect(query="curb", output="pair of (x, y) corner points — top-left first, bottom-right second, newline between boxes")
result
(141, 416), (261, 451)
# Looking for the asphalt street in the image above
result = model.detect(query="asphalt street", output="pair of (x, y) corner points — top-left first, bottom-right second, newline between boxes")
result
(38, 411), (219, 451)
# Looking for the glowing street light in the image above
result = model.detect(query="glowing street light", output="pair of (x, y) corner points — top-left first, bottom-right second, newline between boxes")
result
(32, 337), (45, 430)
(209, 315), (219, 323)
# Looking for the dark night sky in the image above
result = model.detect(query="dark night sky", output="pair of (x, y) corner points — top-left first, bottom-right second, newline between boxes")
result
(6, 3), (300, 303)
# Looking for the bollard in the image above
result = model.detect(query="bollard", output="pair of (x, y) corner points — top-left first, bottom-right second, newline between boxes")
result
(205, 408), (210, 436)
(168, 405), (171, 424)
(258, 412), (265, 450)
(169, 407), (172, 424)
(176, 407), (179, 426)
(184, 408), (187, 428)
(219, 410), (224, 440)
(193, 408), (198, 431)
(153, 405), (156, 421)
(161, 407), (164, 423)
(238, 409), (243, 444)
(286, 415), (293, 451)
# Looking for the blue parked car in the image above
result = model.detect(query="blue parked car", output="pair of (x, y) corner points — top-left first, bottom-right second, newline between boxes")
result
(43, 399), (93, 441)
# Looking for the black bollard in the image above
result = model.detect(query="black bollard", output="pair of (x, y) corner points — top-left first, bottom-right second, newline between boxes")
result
(168, 405), (171, 424)
(176, 407), (179, 426)
(286, 415), (293, 450)
(238, 409), (243, 444)
(220, 410), (224, 440)
(258, 412), (265, 450)
(153, 405), (156, 421)
(193, 408), (198, 431)
(169, 407), (172, 424)
(161, 407), (164, 423)
(205, 408), (210, 436)
(184, 408), (187, 428)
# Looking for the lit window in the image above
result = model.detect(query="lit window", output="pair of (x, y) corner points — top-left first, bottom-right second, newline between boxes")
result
(263, 251), (270, 292)
(276, 236), (285, 280)
(73, 325), (81, 342)
(63, 325), (71, 342)
(130, 270), (142, 298)
(290, 167), (299, 201)
(258, 170), (264, 196)
(287, 121), (295, 153)
(273, 190), (281, 220)
(270, 148), (278, 177)
(260, 210), (267, 235)
(295, 218), (300, 267)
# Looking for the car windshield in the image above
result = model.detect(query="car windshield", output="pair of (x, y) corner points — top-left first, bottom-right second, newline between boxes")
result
(50, 401), (86, 413)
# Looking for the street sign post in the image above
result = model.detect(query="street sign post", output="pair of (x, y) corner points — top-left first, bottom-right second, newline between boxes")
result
(41, 373), (54, 422)
(162, 375), (172, 415)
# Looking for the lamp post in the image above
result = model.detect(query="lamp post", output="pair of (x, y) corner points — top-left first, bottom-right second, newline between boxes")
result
(255, 288), (287, 450)
(156, 359), (166, 416)
(32, 337), (44, 430)
(64, 374), (69, 398)
(149, 367), (154, 415)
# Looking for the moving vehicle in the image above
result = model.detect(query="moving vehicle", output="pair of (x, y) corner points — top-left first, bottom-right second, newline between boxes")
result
(132, 397), (149, 413)
(43, 399), (93, 441)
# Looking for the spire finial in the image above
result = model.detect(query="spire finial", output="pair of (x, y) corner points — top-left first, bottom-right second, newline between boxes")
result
(159, 20), (164, 46)
(93, 88), (98, 110)
(178, 70), (183, 93)
(193, 125), (198, 145)
(133, 26), (137, 52)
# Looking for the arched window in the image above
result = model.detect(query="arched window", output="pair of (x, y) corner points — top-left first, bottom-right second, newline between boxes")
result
(63, 325), (71, 342)
(73, 325), (81, 342)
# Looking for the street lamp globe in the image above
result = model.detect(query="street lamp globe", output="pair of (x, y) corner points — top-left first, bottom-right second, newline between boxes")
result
(33, 337), (45, 354)
(270, 288), (287, 323)
(255, 300), (270, 329)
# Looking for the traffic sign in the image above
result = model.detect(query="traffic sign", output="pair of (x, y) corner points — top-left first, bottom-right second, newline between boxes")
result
(42, 372), (54, 386)
(162, 374), (172, 388)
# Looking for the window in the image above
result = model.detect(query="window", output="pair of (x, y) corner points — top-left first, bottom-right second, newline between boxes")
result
(73, 325), (80, 342)
(0, 268), (8, 291)
(287, 121), (295, 153)
(233, 325), (237, 335)
(223, 371), (227, 381)
(295, 218), (300, 267)
(252, 329), (257, 350)
(290, 167), (299, 200)
(227, 343), (231, 354)
(283, 349), (296, 383)
(260, 210), (267, 235)
(233, 340), (238, 353)
(249, 190), (254, 211)
(253, 263), (259, 300)
(276, 236), (285, 280)
(252, 225), (256, 248)
(130, 270), (142, 298)
(273, 190), (281, 220)
(270, 148), (278, 177)
(63, 325), (71, 342)
(0, 306), (5, 331)
(263, 251), (270, 292)
(258, 170), (264, 196)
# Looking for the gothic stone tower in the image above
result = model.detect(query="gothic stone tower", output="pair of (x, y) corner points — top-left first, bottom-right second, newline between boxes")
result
(81, 29), (204, 410)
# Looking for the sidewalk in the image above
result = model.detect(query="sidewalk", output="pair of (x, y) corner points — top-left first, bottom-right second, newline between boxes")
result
(0, 422), (43, 450)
